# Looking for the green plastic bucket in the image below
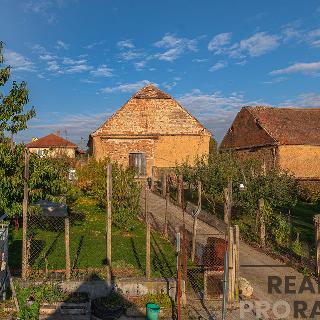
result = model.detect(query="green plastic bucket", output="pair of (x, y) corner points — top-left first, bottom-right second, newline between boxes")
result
(146, 303), (161, 320)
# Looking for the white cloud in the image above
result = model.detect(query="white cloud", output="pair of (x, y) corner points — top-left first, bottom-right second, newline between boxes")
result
(65, 64), (93, 73)
(119, 49), (144, 61)
(83, 40), (105, 49)
(117, 39), (135, 49)
(46, 60), (60, 72)
(154, 33), (197, 62)
(270, 61), (320, 75)
(134, 61), (146, 71)
(100, 80), (151, 94)
(263, 77), (287, 84)
(192, 58), (209, 63)
(208, 32), (232, 53)
(55, 40), (69, 50)
(162, 82), (177, 90)
(230, 32), (280, 58)
(18, 111), (110, 145)
(24, 0), (77, 23)
(39, 53), (56, 60)
(90, 64), (113, 77)
(209, 61), (228, 72)
(62, 57), (87, 65)
(178, 89), (262, 140)
(5, 50), (36, 72)
(284, 93), (320, 108)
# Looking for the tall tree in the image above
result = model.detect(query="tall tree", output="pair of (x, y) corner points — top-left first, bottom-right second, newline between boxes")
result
(0, 41), (35, 140)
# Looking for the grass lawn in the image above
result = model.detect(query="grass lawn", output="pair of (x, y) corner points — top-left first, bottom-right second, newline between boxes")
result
(9, 197), (177, 279)
(291, 201), (319, 245)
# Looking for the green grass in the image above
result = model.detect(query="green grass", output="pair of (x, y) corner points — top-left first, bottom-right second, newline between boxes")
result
(9, 197), (177, 279)
(291, 201), (319, 245)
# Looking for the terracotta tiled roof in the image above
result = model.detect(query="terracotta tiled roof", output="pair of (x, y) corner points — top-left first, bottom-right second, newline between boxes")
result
(246, 106), (320, 145)
(26, 134), (77, 148)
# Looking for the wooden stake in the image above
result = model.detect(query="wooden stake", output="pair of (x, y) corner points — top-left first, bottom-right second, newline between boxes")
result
(224, 188), (230, 225)
(233, 225), (240, 303)
(315, 214), (320, 278)
(228, 226), (235, 303)
(146, 202), (151, 279)
(191, 181), (202, 262)
(65, 216), (71, 280)
(164, 191), (169, 237)
(162, 173), (167, 197)
(259, 198), (266, 248)
(177, 175), (183, 206)
(106, 164), (112, 268)
(22, 148), (29, 281)
(197, 180), (202, 209)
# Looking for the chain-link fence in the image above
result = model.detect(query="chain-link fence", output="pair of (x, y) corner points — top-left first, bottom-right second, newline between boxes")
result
(0, 223), (8, 299)
(26, 204), (67, 280)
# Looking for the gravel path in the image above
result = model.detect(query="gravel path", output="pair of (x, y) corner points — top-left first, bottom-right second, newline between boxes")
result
(144, 191), (320, 320)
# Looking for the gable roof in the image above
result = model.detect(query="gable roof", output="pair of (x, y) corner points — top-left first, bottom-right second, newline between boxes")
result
(26, 133), (77, 148)
(92, 84), (212, 137)
(246, 106), (320, 145)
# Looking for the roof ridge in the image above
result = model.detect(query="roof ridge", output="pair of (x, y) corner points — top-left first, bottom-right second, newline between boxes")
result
(244, 107), (279, 144)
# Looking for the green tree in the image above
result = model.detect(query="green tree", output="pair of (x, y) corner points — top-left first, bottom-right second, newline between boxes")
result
(0, 143), (70, 217)
(0, 41), (35, 140)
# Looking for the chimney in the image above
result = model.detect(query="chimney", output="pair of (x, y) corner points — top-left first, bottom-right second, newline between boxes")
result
(55, 130), (61, 136)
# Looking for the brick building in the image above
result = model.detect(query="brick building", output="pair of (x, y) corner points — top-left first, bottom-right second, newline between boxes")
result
(89, 84), (212, 176)
(27, 133), (77, 158)
(220, 106), (320, 184)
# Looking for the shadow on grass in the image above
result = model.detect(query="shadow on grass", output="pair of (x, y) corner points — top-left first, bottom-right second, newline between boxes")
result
(130, 237), (143, 272)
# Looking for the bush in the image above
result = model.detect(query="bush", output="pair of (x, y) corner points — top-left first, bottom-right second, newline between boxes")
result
(77, 158), (141, 230)
(0, 143), (70, 217)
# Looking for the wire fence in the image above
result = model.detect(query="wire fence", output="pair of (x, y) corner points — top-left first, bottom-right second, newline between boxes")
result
(0, 224), (8, 299)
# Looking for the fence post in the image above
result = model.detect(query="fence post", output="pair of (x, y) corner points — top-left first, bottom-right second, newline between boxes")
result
(162, 173), (167, 197)
(233, 225), (240, 303)
(65, 216), (71, 280)
(106, 164), (112, 271)
(176, 230), (181, 320)
(146, 187), (151, 279)
(228, 226), (235, 303)
(224, 188), (231, 225)
(177, 175), (183, 206)
(164, 190), (169, 238)
(191, 181), (202, 262)
(22, 148), (29, 281)
(259, 198), (266, 248)
(315, 214), (320, 278)
(197, 180), (202, 209)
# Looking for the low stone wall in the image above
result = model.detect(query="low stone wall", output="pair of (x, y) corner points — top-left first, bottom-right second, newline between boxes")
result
(60, 277), (178, 300)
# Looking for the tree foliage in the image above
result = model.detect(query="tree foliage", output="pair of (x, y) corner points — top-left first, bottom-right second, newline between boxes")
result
(0, 143), (70, 217)
(176, 152), (298, 214)
(77, 158), (141, 230)
(0, 41), (35, 139)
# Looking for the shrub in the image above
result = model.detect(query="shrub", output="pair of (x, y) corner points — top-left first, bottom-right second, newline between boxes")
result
(77, 158), (140, 230)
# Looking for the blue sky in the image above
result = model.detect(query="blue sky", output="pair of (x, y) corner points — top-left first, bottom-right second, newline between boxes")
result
(1, 0), (320, 146)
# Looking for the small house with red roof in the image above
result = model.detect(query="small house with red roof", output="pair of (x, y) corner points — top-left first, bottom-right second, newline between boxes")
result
(26, 133), (77, 158)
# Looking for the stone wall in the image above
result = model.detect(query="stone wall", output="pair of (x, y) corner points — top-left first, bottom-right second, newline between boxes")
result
(229, 145), (277, 171)
(92, 134), (210, 176)
(278, 145), (320, 179)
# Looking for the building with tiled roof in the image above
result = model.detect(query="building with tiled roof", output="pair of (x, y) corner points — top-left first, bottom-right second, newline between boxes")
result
(89, 84), (212, 176)
(27, 133), (77, 158)
(220, 106), (320, 183)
